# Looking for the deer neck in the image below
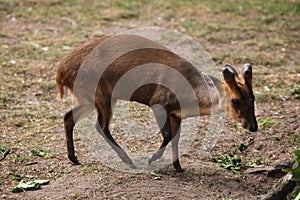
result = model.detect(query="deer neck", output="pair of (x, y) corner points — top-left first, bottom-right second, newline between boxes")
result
(201, 73), (226, 115)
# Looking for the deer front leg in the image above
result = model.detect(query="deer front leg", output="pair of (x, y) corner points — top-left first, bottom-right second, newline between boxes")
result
(170, 116), (183, 172)
(95, 105), (136, 169)
(148, 117), (172, 165)
(148, 105), (172, 165)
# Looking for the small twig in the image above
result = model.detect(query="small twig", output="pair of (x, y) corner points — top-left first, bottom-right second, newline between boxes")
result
(25, 161), (38, 166)
(44, 124), (59, 132)
(62, 17), (77, 26)
(279, 94), (286, 101)
(0, 150), (10, 161)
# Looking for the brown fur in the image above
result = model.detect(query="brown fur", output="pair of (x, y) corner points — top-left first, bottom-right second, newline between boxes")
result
(56, 35), (112, 99)
(56, 34), (257, 171)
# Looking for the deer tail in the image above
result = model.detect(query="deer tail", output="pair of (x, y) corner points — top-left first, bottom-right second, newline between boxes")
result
(56, 69), (66, 99)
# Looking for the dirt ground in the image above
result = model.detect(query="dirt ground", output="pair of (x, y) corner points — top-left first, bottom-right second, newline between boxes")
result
(0, 1), (300, 199)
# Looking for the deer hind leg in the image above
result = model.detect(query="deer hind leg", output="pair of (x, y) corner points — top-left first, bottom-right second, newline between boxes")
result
(95, 101), (136, 169)
(64, 104), (93, 165)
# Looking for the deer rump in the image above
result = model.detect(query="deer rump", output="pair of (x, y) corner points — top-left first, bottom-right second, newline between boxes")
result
(57, 34), (215, 171)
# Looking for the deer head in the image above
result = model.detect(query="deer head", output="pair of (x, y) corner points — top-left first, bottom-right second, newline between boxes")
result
(222, 64), (258, 132)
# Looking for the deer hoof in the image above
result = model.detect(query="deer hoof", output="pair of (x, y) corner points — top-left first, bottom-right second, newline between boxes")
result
(129, 164), (137, 169)
(176, 168), (185, 173)
(68, 154), (80, 165)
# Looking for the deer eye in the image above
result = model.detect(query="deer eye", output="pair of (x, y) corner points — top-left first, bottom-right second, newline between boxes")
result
(231, 99), (240, 107)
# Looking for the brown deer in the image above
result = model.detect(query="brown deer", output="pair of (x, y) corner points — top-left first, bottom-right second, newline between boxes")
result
(56, 34), (258, 172)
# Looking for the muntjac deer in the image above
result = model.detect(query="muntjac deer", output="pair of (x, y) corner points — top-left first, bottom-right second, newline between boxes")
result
(56, 34), (258, 172)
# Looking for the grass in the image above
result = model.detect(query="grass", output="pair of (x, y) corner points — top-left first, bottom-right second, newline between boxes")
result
(257, 118), (272, 127)
(212, 139), (262, 176)
(212, 153), (243, 176)
(283, 150), (300, 197)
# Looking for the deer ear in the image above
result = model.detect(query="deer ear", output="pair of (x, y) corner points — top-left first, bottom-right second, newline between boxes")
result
(224, 64), (238, 77)
(223, 64), (239, 91)
(242, 63), (252, 89)
(222, 64), (236, 82)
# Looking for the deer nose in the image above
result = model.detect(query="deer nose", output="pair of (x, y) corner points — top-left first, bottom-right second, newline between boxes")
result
(249, 124), (258, 132)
